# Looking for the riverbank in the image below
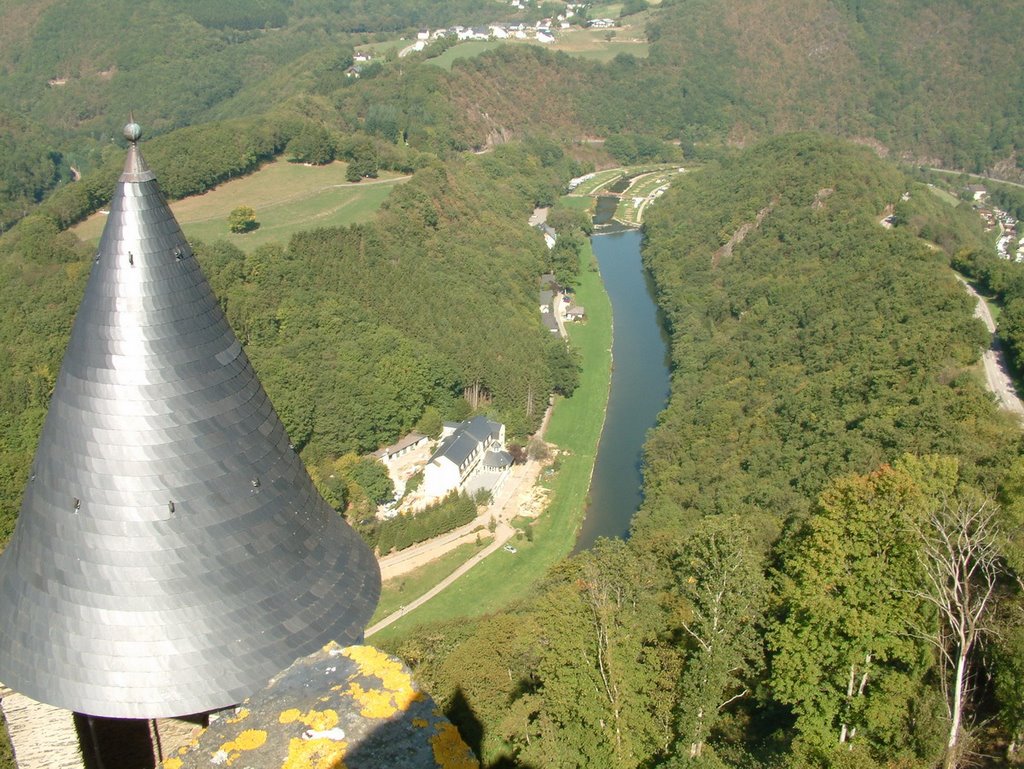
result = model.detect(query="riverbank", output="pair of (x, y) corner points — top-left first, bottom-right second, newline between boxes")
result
(573, 229), (670, 550)
(369, 232), (613, 644)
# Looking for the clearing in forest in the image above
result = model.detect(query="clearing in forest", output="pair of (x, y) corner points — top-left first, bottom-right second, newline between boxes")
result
(71, 159), (408, 252)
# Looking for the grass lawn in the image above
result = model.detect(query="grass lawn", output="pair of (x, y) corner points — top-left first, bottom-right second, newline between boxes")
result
(370, 538), (493, 625)
(570, 167), (627, 196)
(371, 233), (613, 645)
(565, 42), (649, 61)
(426, 40), (507, 69)
(591, 2), (625, 15)
(558, 196), (595, 214)
(71, 159), (407, 253)
(615, 167), (690, 225)
(356, 38), (405, 57)
(551, 26), (649, 61)
(927, 184), (961, 207)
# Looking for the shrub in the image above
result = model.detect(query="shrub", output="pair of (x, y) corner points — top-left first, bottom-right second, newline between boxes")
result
(227, 205), (258, 233)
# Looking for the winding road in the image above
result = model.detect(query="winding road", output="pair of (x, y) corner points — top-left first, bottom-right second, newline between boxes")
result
(957, 276), (1024, 419)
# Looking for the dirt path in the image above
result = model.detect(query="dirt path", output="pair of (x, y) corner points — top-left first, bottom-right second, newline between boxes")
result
(366, 406), (553, 635)
(957, 276), (1024, 420)
(376, 454), (545, 581)
(365, 518), (516, 637)
(374, 405), (553, 582)
(366, 452), (548, 637)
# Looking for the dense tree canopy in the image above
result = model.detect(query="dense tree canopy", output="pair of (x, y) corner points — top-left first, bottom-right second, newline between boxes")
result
(0, 136), (577, 546)
(391, 135), (1024, 769)
(4, 2), (1024, 766)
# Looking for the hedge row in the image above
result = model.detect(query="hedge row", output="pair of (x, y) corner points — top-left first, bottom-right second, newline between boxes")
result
(374, 491), (478, 555)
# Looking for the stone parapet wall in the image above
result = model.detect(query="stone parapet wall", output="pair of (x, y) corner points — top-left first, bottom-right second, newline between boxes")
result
(0, 687), (85, 769)
(171, 644), (478, 769)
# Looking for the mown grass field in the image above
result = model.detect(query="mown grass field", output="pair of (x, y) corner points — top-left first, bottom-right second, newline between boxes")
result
(71, 159), (407, 252)
(370, 538), (493, 625)
(355, 39), (404, 57)
(927, 184), (962, 207)
(372, 231), (613, 644)
(427, 40), (506, 69)
(570, 167), (628, 196)
(550, 27), (649, 61)
(616, 167), (690, 224)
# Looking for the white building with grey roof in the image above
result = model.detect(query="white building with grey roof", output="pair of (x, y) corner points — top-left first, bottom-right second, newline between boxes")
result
(421, 416), (509, 500)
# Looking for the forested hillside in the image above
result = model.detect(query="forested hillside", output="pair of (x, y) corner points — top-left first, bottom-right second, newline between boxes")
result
(392, 136), (1024, 769)
(438, 0), (1024, 170)
(636, 134), (1014, 538)
(3, 1), (1024, 767)
(0, 141), (580, 546)
(5, 0), (1024, 230)
(0, 0), (506, 226)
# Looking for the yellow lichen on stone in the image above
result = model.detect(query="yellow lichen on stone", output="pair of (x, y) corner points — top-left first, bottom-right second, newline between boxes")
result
(346, 682), (402, 719)
(281, 737), (348, 769)
(341, 646), (424, 716)
(278, 707), (340, 731)
(215, 729), (268, 765)
(162, 758), (183, 769)
(413, 718), (429, 728)
(430, 723), (479, 769)
(225, 707), (250, 724)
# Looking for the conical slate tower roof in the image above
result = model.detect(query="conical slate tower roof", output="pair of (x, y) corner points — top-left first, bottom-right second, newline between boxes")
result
(0, 123), (380, 719)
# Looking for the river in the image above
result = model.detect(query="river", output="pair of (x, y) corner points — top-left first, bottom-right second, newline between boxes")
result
(574, 228), (671, 552)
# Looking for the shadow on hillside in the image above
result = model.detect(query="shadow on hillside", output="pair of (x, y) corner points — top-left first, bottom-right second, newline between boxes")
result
(445, 686), (540, 769)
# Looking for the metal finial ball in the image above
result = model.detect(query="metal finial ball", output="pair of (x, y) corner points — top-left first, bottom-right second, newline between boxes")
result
(123, 122), (142, 143)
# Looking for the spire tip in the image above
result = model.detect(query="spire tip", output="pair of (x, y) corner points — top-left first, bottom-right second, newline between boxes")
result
(123, 120), (142, 144)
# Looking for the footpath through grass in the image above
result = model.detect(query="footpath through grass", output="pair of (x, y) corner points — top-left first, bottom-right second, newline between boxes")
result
(370, 538), (493, 625)
(72, 159), (407, 253)
(372, 229), (613, 644)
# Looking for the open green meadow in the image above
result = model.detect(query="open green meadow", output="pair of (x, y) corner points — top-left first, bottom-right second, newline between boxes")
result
(927, 184), (962, 207)
(355, 38), (404, 57)
(591, 2), (625, 16)
(564, 42), (649, 61)
(615, 166), (690, 225)
(558, 196), (595, 213)
(569, 167), (628, 196)
(551, 27), (649, 61)
(370, 538), (493, 625)
(371, 232), (613, 644)
(426, 40), (508, 69)
(71, 159), (407, 252)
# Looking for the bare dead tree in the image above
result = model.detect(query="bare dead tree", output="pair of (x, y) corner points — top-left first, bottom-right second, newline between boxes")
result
(913, 496), (1002, 769)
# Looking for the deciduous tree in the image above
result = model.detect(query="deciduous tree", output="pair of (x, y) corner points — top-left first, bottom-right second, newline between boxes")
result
(672, 515), (767, 762)
(769, 457), (952, 764)
(912, 494), (1002, 769)
(227, 205), (258, 233)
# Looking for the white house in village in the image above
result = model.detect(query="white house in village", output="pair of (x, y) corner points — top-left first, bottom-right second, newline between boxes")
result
(422, 416), (509, 499)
